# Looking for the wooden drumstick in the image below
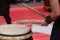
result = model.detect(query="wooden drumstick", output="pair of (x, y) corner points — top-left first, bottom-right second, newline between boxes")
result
(15, 20), (43, 24)
(22, 3), (46, 17)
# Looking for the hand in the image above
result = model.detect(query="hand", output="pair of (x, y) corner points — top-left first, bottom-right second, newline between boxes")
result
(41, 20), (49, 26)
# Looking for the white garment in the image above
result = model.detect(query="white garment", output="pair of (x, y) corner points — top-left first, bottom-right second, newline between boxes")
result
(32, 24), (53, 35)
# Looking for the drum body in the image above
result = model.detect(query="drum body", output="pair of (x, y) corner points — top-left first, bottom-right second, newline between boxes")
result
(43, 0), (52, 12)
(0, 24), (33, 40)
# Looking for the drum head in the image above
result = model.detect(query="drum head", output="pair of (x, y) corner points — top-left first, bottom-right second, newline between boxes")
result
(0, 24), (31, 37)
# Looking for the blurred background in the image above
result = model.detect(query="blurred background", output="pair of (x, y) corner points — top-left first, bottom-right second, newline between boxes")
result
(10, 0), (43, 7)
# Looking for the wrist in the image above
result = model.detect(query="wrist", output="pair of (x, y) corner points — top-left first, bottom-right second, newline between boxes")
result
(45, 15), (53, 24)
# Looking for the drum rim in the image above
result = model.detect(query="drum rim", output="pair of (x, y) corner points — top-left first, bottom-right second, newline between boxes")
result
(0, 30), (32, 37)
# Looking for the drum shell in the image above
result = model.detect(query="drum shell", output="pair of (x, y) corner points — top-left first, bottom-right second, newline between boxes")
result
(0, 33), (33, 40)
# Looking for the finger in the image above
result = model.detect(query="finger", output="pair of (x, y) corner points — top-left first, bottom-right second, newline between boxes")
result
(41, 23), (44, 26)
